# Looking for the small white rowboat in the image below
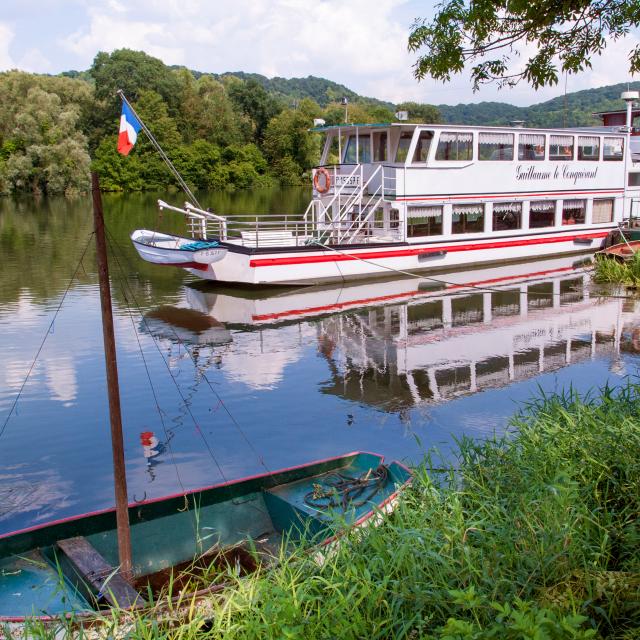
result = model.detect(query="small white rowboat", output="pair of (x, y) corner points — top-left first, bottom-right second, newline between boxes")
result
(131, 229), (227, 268)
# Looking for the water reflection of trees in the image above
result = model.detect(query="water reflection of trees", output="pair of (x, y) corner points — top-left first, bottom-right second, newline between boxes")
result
(0, 196), (94, 304)
(0, 188), (313, 309)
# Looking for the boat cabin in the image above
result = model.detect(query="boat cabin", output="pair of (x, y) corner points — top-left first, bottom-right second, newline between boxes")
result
(308, 121), (634, 246)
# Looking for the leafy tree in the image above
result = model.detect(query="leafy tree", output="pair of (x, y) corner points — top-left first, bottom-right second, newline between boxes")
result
(90, 49), (181, 108)
(409, 0), (640, 89)
(227, 77), (282, 143)
(88, 49), (182, 150)
(0, 81), (90, 195)
(174, 71), (245, 147)
(322, 101), (385, 126)
(263, 98), (321, 182)
(396, 101), (441, 124)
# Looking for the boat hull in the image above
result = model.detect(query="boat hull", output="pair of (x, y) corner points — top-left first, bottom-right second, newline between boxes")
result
(131, 229), (227, 267)
(186, 226), (613, 286)
(0, 452), (410, 622)
(596, 240), (640, 261)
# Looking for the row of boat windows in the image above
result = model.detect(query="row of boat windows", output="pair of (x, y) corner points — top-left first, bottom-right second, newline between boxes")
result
(406, 281), (585, 333)
(341, 131), (625, 164)
(403, 198), (615, 237)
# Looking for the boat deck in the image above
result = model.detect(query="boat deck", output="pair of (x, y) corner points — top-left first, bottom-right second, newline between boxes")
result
(0, 550), (90, 618)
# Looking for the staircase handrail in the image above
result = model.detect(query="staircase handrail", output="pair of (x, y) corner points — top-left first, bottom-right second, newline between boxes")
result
(341, 192), (384, 244)
(311, 163), (363, 225)
(335, 165), (384, 242)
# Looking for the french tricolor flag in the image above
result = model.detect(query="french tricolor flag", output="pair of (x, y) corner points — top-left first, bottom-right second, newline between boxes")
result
(117, 102), (142, 156)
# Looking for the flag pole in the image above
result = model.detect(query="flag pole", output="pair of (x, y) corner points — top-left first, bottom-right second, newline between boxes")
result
(116, 89), (202, 209)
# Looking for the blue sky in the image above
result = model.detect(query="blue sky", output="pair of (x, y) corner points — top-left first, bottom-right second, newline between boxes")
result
(1, 0), (639, 106)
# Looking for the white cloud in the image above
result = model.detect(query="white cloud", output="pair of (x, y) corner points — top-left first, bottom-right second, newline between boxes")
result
(5, 1), (640, 106)
(60, 8), (186, 66)
(44, 356), (78, 406)
(17, 48), (52, 73)
(0, 22), (16, 70)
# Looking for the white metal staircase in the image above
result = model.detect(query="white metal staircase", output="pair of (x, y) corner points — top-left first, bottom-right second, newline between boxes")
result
(304, 164), (387, 245)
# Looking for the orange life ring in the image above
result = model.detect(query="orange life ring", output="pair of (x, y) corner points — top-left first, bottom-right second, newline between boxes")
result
(313, 167), (331, 194)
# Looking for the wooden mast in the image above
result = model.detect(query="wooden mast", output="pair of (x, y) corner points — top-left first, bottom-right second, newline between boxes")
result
(91, 171), (133, 582)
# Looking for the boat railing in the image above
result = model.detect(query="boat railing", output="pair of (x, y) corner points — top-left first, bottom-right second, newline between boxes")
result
(307, 163), (364, 222)
(159, 200), (229, 241)
(382, 166), (398, 198)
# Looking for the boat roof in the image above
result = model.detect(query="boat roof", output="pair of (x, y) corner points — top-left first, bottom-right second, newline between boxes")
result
(593, 109), (640, 117)
(310, 122), (626, 134)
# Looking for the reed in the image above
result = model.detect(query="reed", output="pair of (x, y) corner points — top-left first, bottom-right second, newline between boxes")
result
(594, 252), (640, 287)
(10, 384), (640, 639)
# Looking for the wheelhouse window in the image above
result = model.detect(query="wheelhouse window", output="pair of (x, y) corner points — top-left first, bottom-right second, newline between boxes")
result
(343, 134), (371, 163)
(577, 136), (600, 161)
(549, 135), (574, 161)
(344, 135), (357, 163)
(478, 132), (514, 161)
(603, 137), (624, 161)
(529, 201), (556, 228)
(518, 134), (545, 161)
(373, 132), (387, 162)
(562, 199), (586, 225)
(435, 132), (473, 161)
(412, 130), (434, 163)
(592, 199), (614, 223)
(452, 203), (484, 234)
(395, 132), (413, 162)
(407, 205), (443, 237)
(493, 202), (522, 231)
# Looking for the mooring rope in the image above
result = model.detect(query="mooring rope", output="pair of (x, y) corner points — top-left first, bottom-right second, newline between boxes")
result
(105, 234), (231, 487)
(309, 239), (637, 301)
(105, 226), (274, 479)
(0, 232), (95, 441)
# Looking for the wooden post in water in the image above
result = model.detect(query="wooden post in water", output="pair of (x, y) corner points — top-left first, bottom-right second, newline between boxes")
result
(91, 171), (134, 582)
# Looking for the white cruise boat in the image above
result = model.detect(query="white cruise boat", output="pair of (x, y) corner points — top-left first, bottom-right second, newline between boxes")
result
(132, 94), (640, 286)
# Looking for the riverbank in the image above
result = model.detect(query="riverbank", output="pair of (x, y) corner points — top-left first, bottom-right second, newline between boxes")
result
(20, 383), (639, 639)
(594, 252), (640, 287)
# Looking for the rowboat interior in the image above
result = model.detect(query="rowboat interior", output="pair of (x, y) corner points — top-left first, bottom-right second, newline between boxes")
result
(0, 452), (410, 620)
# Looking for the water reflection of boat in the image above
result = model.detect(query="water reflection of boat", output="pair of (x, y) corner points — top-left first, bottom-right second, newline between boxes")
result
(141, 305), (232, 346)
(166, 256), (639, 410)
(184, 256), (591, 327)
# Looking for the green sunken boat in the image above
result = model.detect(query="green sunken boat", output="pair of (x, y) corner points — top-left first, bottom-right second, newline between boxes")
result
(0, 451), (411, 623)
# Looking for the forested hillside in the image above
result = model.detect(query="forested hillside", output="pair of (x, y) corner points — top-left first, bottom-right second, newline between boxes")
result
(438, 81), (640, 127)
(0, 47), (636, 196)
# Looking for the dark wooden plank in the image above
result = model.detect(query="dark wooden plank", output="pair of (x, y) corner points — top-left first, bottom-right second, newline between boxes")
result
(57, 537), (143, 609)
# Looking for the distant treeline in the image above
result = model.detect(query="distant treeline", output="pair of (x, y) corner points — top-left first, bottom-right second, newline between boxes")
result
(437, 81), (640, 127)
(0, 49), (439, 196)
(0, 48), (636, 196)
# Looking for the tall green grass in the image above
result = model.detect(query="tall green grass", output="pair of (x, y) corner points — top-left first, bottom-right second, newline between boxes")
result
(594, 252), (640, 287)
(13, 384), (640, 639)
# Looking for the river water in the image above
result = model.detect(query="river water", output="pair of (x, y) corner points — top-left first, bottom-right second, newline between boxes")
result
(1, 188), (639, 536)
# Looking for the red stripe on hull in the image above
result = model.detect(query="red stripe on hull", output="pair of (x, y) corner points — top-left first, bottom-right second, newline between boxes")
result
(251, 264), (578, 321)
(249, 231), (609, 268)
